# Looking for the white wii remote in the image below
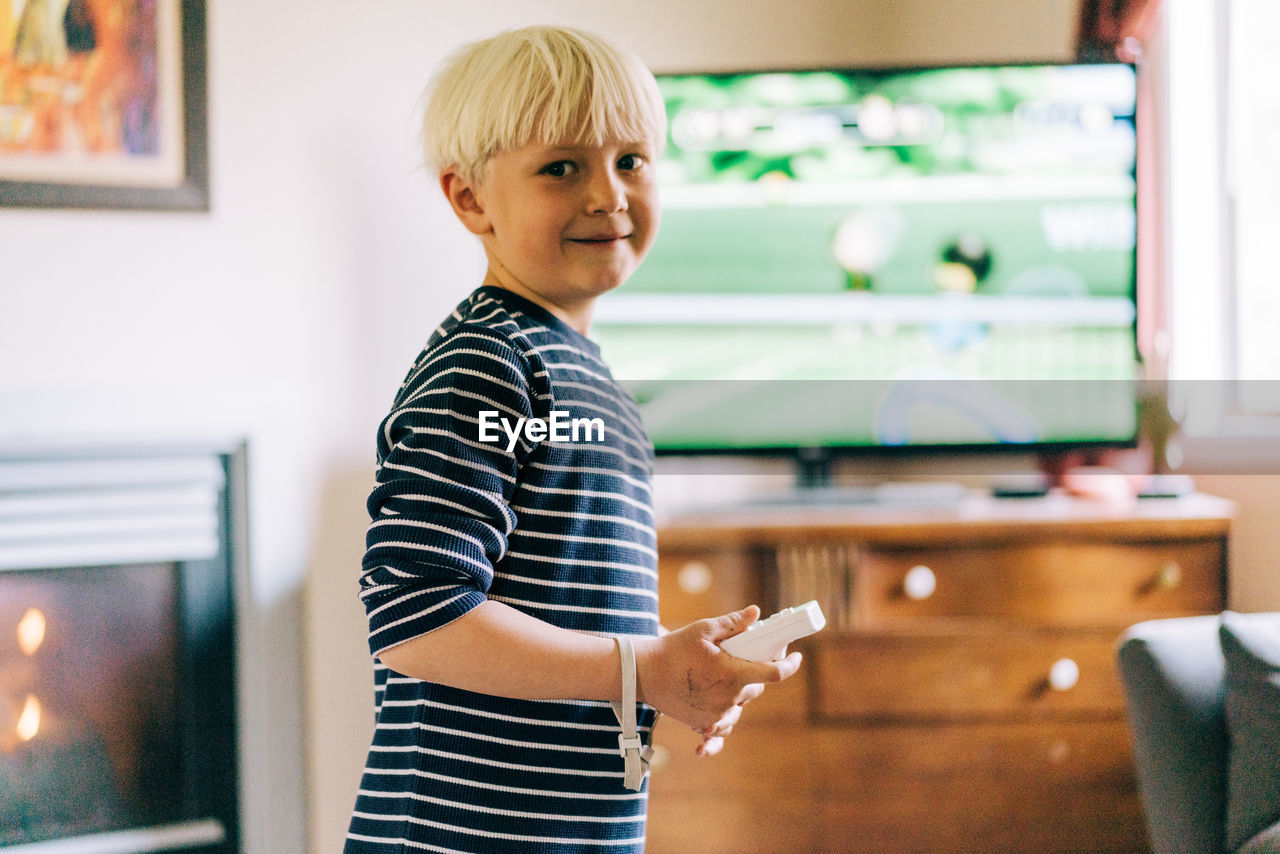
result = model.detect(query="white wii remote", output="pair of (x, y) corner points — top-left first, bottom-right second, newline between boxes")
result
(720, 601), (826, 662)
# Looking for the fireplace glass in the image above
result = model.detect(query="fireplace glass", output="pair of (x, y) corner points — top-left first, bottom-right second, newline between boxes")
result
(1, 562), (184, 844)
(0, 449), (239, 854)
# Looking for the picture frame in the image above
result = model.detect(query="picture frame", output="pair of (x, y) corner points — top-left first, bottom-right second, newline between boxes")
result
(0, 0), (208, 211)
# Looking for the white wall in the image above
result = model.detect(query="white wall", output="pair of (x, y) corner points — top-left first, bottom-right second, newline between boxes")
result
(20, 3), (1270, 854)
(1190, 476), (1280, 609)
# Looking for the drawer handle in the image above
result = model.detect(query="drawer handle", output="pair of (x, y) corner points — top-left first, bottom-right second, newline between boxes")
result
(1048, 658), (1080, 692)
(902, 565), (937, 600)
(1156, 561), (1183, 591)
(677, 562), (713, 595)
(649, 743), (671, 771)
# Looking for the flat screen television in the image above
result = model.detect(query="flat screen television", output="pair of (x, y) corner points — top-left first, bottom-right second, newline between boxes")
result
(592, 62), (1140, 466)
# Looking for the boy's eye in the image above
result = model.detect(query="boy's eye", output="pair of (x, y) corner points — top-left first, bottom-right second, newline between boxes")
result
(540, 160), (577, 177)
(618, 154), (646, 172)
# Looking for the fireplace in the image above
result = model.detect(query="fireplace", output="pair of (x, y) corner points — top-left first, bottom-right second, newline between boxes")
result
(0, 448), (241, 853)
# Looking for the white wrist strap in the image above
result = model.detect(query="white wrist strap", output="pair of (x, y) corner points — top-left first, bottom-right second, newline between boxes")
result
(609, 635), (654, 791)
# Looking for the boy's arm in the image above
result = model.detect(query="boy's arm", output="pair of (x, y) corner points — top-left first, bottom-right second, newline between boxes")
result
(378, 601), (802, 735)
(359, 330), (534, 658)
(362, 329), (801, 739)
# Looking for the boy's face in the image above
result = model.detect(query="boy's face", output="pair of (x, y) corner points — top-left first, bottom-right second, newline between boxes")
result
(447, 138), (660, 317)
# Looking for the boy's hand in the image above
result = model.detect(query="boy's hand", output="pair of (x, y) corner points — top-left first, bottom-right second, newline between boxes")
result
(633, 606), (803, 736)
(694, 698), (744, 757)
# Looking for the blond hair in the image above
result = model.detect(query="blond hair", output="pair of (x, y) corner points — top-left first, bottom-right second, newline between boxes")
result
(422, 26), (666, 183)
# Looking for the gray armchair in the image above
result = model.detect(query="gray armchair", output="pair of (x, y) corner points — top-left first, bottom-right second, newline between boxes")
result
(1117, 613), (1280, 854)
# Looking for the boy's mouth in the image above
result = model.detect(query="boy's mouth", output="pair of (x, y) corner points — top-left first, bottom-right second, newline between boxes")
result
(569, 233), (629, 244)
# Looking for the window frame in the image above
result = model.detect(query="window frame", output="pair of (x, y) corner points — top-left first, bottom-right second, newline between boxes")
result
(1161, 0), (1280, 468)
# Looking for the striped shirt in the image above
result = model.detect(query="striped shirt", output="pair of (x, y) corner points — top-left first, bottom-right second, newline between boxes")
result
(345, 286), (660, 854)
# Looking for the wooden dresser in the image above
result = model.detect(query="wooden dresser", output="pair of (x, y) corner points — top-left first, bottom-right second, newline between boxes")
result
(645, 491), (1233, 854)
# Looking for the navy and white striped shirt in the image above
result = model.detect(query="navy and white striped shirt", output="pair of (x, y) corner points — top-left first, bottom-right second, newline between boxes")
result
(346, 286), (660, 854)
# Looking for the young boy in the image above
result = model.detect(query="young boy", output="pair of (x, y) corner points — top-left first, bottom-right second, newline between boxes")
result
(345, 26), (803, 853)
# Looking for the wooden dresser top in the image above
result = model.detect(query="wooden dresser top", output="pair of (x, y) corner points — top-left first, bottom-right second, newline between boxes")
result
(658, 491), (1237, 548)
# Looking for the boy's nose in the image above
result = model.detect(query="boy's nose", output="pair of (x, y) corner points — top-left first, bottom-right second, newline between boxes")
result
(586, 170), (627, 215)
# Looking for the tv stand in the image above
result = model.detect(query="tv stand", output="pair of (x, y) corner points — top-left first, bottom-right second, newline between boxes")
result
(646, 493), (1234, 853)
(793, 446), (834, 489)
(788, 447), (971, 506)
(751, 480), (971, 508)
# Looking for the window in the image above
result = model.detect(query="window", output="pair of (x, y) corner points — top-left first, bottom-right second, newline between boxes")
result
(1165, 0), (1280, 442)
(1226, 0), (1280, 393)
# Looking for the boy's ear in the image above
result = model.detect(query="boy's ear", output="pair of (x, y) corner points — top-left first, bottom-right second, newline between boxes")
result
(440, 169), (492, 236)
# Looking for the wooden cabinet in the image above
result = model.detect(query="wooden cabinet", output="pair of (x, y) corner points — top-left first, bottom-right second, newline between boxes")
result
(645, 492), (1232, 854)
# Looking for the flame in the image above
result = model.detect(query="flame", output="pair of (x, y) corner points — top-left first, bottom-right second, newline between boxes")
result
(17, 608), (46, 656)
(16, 695), (40, 742)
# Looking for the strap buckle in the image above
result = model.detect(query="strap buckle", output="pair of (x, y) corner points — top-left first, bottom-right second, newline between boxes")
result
(610, 634), (653, 791)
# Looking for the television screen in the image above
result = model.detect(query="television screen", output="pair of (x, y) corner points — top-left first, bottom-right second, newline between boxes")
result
(592, 63), (1140, 454)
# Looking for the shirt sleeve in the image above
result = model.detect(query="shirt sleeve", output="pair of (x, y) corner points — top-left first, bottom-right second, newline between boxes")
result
(357, 328), (542, 657)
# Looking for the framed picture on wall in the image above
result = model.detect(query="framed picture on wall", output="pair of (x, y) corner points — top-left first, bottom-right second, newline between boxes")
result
(0, 0), (208, 211)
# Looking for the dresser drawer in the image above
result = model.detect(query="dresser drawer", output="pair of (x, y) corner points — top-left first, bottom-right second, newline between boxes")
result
(645, 792), (816, 854)
(855, 539), (1224, 628)
(814, 777), (1145, 854)
(812, 630), (1126, 721)
(648, 719), (812, 794)
(657, 547), (764, 631)
(810, 718), (1137, 786)
(811, 720), (1145, 853)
